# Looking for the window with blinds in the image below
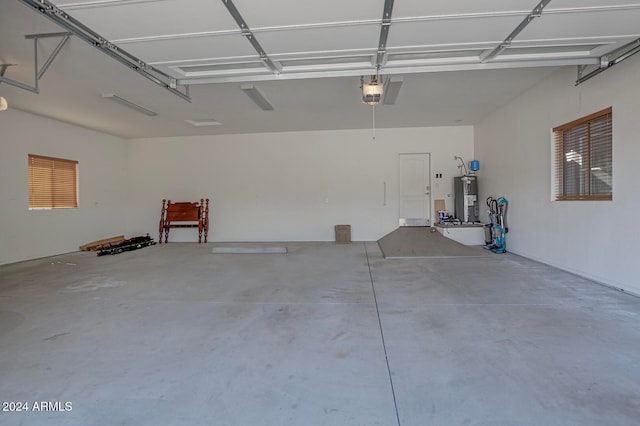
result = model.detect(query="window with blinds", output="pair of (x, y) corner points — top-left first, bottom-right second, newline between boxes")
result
(553, 107), (612, 201)
(28, 154), (78, 209)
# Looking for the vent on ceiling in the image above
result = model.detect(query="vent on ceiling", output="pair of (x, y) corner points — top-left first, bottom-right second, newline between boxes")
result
(185, 119), (222, 127)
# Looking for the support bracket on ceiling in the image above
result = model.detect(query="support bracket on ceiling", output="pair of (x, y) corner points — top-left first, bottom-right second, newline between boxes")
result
(0, 64), (12, 82)
(375, 0), (395, 67)
(17, 0), (191, 102)
(575, 38), (640, 85)
(576, 64), (588, 80)
(479, 0), (551, 63)
(0, 32), (71, 94)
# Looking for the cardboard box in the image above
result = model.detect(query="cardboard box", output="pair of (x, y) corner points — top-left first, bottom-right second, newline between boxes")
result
(335, 225), (351, 244)
(434, 199), (446, 223)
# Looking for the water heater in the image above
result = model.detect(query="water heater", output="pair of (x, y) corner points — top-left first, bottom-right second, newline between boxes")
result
(454, 176), (479, 223)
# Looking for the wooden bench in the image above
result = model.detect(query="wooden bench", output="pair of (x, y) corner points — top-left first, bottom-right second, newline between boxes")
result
(159, 199), (209, 243)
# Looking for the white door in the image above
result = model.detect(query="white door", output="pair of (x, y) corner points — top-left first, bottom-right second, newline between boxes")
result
(399, 153), (431, 227)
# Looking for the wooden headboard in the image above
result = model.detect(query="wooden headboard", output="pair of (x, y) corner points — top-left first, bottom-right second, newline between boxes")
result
(159, 198), (209, 243)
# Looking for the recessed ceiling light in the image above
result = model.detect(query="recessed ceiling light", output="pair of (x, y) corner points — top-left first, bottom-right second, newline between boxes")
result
(185, 119), (222, 127)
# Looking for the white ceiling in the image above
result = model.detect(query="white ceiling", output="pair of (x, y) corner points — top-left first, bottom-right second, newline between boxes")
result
(0, 0), (638, 139)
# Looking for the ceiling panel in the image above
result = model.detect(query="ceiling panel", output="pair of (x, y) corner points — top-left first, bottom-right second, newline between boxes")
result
(3, 0), (637, 139)
(120, 34), (257, 64)
(257, 24), (380, 56)
(388, 15), (524, 48)
(234, 0), (384, 28)
(521, 9), (640, 40)
(52, 0), (237, 40)
(393, 0), (537, 18)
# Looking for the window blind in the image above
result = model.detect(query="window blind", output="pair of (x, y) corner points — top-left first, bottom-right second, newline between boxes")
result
(28, 154), (78, 209)
(553, 107), (612, 201)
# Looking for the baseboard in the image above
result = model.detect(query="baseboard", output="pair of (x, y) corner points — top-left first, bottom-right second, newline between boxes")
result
(506, 248), (640, 299)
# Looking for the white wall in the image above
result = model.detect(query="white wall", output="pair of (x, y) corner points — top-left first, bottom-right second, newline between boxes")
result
(475, 55), (640, 293)
(0, 109), (129, 265)
(126, 127), (473, 242)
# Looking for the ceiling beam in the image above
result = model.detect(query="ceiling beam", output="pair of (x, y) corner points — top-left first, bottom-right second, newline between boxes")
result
(16, 0), (191, 102)
(576, 37), (640, 85)
(106, 4), (640, 46)
(179, 57), (599, 85)
(57, 0), (169, 9)
(220, 0), (281, 74)
(375, 0), (395, 67)
(479, 0), (552, 63)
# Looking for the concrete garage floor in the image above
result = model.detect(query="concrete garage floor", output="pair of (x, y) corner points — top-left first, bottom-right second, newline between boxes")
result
(0, 242), (639, 426)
